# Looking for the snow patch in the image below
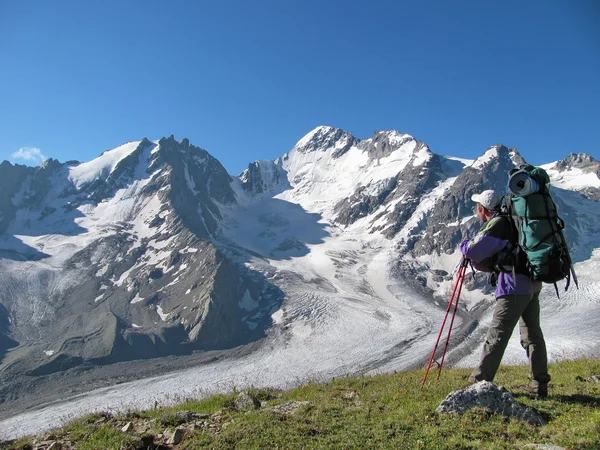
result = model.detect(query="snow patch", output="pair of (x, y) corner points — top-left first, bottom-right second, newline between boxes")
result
(238, 290), (259, 311)
(68, 141), (141, 189)
(471, 147), (499, 170)
(156, 305), (169, 321)
(271, 308), (284, 324)
(130, 293), (144, 304)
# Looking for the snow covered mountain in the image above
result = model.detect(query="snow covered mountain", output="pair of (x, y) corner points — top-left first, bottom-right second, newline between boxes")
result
(1, 126), (599, 438)
(0, 136), (280, 381)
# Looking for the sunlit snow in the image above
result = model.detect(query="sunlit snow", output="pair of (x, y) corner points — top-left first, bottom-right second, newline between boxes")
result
(68, 141), (142, 189)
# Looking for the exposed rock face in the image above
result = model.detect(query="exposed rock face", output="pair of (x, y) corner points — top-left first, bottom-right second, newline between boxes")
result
(553, 152), (599, 174)
(552, 153), (600, 201)
(0, 161), (34, 235)
(413, 145), (524, 257)
(292, 126), (359, 158)
(0, 303), (17, 358)
(334, 140), (445, 238)
(239, 160), (289, 195)
(0, 136), (283, 378)
(358, 130), (417, 160)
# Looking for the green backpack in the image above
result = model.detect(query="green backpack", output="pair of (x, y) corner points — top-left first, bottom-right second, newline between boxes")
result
(505, 164), (578, 294)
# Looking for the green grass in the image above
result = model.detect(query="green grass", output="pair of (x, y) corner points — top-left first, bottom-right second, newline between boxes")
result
(2, 359), (599, 449)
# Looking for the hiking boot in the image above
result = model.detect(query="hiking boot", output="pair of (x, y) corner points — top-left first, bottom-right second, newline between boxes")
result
(536, 382), (548, 399)
(519, 382), (548, 399)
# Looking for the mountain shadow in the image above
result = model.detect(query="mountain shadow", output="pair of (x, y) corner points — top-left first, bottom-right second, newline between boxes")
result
(0, 235), (51, 261)
(220, 197), (329, 262)
(0, 303), (18, 363)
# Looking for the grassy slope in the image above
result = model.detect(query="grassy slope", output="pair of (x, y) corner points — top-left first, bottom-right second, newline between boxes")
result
(3, 359), (600, 449)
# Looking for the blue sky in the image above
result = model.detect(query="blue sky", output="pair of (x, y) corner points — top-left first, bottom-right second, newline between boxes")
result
(1, 0), (598, 175)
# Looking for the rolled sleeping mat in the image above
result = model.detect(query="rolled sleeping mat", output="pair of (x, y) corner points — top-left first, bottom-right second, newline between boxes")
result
(508, 170), (539, 196)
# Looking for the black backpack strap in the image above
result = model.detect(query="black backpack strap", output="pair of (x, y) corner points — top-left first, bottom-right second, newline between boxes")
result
(542, 193), (579, 291)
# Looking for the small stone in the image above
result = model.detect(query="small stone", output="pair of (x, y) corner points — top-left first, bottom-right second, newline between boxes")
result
(270, 401), (312, 416)
(342, 391), (358, 401)
(122, 421), (134, 432)
(166, 428), (184, 445)
(587, 375), (600, 383)
(234, 392), (261, 411)
(524, 445), (567, 450)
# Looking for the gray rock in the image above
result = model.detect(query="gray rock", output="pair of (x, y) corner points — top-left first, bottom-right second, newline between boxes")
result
(270, 401), (312, 416)
(436, 381), (545, 426)
(588, 375), (600, 383)
(165, 427), (184, 445)
(240, 160), (289, 195)
(341, 391), (358, 401)
(121, 421), (134, 432)
(524, 445), (566, 450)
(234, 392), (261, 411)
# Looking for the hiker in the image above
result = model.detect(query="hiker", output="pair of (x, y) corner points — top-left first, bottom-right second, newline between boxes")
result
(459, 189), (551, 398)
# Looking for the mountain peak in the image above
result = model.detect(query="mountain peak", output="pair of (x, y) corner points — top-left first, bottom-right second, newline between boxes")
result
(358, 130), (416, 159)
(553, 152), (599, 173)
(470, 144), (526, 171)
(292, 126), (359, 157)
(68, 140), (145, 190)
(372, 129), (414, 143)
(239, 160), (288, 196)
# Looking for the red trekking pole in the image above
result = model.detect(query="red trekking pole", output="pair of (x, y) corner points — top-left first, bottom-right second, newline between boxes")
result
(421, 258), (469, 388)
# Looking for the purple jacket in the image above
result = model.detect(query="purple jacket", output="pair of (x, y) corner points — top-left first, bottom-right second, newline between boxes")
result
(459, 214), (541, 298)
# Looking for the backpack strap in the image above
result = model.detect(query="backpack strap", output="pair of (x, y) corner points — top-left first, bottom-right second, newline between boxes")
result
(541, 191), (579, 291)
(502, 197), (532, 279)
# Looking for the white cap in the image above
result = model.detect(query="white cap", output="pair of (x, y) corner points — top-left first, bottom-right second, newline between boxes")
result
(471, 189), (502, 211)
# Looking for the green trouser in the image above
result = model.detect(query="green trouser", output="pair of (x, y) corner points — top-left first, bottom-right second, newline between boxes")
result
(469, 290), (551, 385)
